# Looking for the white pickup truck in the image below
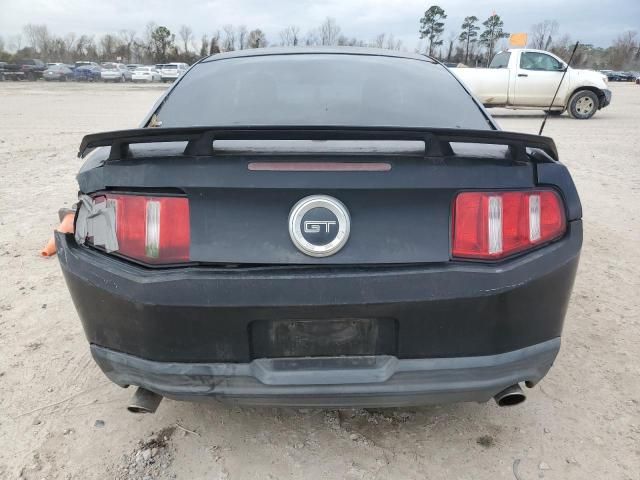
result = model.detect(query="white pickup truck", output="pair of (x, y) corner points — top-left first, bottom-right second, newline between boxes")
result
(451, 48), (611, 119)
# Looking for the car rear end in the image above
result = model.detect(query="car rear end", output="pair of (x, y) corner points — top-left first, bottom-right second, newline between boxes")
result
(100, 63), (121, 82)
(132, 68), (154, 82)
(44, 66), (62, 81)
(160, 63), (182, 82)
(57, 49), (582, 410)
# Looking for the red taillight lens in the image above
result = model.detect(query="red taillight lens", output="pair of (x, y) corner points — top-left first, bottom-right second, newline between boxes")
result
(103, 193), (189, 264)
(452, 190), (565, 260)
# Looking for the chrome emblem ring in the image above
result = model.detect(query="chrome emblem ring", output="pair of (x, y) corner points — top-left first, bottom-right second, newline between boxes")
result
(288, 195), (350, 257)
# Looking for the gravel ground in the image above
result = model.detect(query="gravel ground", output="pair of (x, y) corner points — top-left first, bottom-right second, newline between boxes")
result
(0, 81), (638, 480)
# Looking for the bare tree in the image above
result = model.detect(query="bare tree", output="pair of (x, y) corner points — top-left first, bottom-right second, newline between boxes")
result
(222, 25), (235, 51)
(247, 29), (267, 49)
(179, 25), (193, 54)
(23, 24), (52, 56)
(374, 33), (385, 49)
(279, 25), (300, 46)
(237, 25), (248, 50)
(304, 29), (321, 46)
(118, 30), (136, 63)
(209, 31), (221, 54)
(609, 30), (638, 69)
(199, 34), (209, 57)
(446, 32), (456, 61)
(99, 34), (119, 61)
(320, 17), (341, 46)
(8, 34), (22, 52)
(386, 34), (402, 51)
(530, 20), (558, 50)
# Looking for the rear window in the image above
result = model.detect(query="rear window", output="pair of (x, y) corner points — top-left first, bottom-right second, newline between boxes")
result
(155, 54), (490, 129)
(489, 52), (510, 69)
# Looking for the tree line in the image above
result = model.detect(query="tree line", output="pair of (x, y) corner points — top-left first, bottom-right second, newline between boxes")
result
(418, 5), (640, 70)
(0, 12), (638, 71)
(0, 18), (403, 65)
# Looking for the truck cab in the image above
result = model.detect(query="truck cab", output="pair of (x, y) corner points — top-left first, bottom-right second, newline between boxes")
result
(452, 48), (611, 119)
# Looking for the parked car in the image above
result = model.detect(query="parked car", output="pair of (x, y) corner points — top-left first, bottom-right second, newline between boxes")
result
(0, 59), (47, 81)
(602, 70), (635, 82)
(452, 48), (611, 119)
(159, 62), (188, 82)
(43, 64), (74, 81)
(126, 63), (144, 71)
(131, 66), (161, 82)
(73, 64), (101, 82)
(101, 63), (132, 82)
(59, 47), (582, 412)
(74, 61), (101, 69)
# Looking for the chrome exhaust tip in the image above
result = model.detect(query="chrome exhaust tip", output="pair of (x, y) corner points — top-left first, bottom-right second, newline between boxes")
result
(127, 387), (163, 414)
(494, 384), (526, 407)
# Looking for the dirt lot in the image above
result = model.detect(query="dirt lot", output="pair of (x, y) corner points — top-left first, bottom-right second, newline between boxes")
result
(0, 81), (638, 480)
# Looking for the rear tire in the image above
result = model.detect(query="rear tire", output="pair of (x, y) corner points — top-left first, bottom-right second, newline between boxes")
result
(567, 90), (599, 119)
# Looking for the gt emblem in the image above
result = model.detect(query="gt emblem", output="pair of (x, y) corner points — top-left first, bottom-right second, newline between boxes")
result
(289, 195), (350, 257)
(304, 220), (337, 233)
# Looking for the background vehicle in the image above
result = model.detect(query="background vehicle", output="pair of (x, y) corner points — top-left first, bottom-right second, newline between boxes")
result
(74, 61), (101, 69)
(43, 64), (74, 81)
(73, 64), (101, 82)
(602, 70), (636, 82)
(100, 63), (132, 82)
(0, 59), (47, 81)
(452, 48), (611, 119)
(159, 62), (188, 82)
(126, 63), (144, 71)
(59, 48), (582, 411)
(132, 66), (161, 82)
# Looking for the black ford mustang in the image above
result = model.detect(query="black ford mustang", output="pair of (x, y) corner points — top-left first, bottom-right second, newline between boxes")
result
(57, 48), (582, 412)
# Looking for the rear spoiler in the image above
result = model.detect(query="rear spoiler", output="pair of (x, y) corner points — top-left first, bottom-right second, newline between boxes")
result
(78, 126), (559, 162)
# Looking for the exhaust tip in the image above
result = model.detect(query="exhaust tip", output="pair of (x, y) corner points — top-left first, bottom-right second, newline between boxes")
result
(128, 387), (163, 414)
(494, 384), (526, 407)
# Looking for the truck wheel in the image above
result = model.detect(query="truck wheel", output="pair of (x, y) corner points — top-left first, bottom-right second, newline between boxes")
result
(567, 90), (599, 119)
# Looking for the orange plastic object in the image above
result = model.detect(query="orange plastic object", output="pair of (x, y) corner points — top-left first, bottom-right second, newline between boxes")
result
(41, 213), (75, 257)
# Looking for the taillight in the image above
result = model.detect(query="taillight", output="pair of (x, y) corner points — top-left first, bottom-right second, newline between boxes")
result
(452, 190), (565, 260)
(101, 193), (189, 264)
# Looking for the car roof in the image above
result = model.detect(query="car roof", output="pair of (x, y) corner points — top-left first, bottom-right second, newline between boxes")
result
(201, 47), (436, 64)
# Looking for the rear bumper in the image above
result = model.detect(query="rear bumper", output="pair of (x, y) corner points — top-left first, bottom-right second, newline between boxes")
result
(57, 221), (581, 406)
(92, 339), (560, 407)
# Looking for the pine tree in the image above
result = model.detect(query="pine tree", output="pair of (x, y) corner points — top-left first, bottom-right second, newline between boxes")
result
(459, 16), (480, 65)
(419, 6), (447, 57)
(480, 14), (509, 65)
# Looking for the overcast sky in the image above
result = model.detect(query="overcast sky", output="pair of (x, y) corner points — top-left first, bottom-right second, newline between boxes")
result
(1, 0), (637, 50)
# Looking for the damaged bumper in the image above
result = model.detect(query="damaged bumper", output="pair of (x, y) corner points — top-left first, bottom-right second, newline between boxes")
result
(56, 221), (581, 407)
(92, 340), (560, 407)
(601, 89), (612, 109)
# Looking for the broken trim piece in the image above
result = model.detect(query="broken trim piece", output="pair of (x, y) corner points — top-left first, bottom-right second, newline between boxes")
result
(75, 195), (119, 252)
